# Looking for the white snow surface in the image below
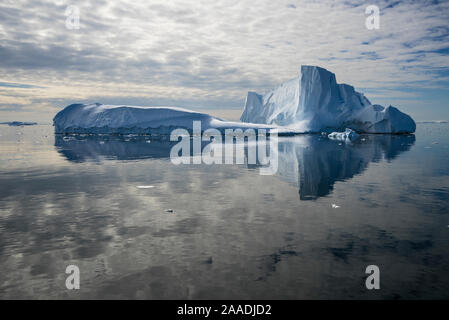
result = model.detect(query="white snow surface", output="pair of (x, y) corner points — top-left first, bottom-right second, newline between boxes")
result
(240, 65), (416, 133)
(53, 103), (296, 134)
(328, 128), (360, 142)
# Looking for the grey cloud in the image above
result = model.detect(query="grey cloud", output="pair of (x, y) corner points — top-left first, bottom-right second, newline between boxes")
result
(0, 104), (27, 111)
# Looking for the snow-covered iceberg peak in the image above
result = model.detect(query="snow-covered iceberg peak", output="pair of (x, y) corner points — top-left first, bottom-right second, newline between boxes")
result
(240, 65), (416, 134)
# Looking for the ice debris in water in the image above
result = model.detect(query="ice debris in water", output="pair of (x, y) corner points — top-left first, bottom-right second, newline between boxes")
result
(136, 185), (154, 189)
(328, 128), (360, 142)
(332, 204), (340, 208)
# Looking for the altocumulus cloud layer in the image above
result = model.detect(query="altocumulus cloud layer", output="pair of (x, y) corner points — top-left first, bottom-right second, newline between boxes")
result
(0, 0), (448, 121)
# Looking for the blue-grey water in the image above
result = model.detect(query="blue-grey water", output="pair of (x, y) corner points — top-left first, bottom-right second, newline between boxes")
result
(0, 123), (448, 299)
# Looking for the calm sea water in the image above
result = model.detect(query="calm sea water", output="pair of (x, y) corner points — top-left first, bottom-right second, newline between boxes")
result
(0, 123), (448, 299)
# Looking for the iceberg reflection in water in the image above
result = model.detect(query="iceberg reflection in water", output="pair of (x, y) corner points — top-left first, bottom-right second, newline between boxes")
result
(55, 133), (415, 200)
(4, 123), (449, 299)
(276, 135), (415, 200)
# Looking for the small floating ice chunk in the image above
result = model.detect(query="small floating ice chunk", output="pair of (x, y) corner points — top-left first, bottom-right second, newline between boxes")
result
(7, 121), (38, 126)
(331, 204), (340, 208)
(136, 185), (154, 189)
(328, 128), (359, 142)
(203, 257), (213, 264)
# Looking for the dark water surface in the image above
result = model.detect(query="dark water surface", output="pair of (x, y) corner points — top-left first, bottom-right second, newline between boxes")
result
(0, 123), (448, 299)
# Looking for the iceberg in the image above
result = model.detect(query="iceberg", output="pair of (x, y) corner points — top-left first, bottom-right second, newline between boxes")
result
(53, 103), (296, 135)
(240, 65), (416, 134)
(328, 128), (359, 142)
(53, 66), (415, 135)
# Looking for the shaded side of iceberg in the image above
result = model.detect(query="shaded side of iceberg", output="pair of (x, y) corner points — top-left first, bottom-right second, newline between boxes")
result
(240, 65), (416, 134)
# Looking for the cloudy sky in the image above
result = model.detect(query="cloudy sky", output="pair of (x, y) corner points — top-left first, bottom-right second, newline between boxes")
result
(0, 0), (448, 122)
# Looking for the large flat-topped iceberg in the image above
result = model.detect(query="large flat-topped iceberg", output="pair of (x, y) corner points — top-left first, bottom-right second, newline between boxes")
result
(240, 65), (416, 133)
(53, 103), (295, 134)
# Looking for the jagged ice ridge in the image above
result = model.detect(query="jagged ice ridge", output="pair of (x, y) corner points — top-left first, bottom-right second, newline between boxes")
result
(240, 65), (416, 134)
